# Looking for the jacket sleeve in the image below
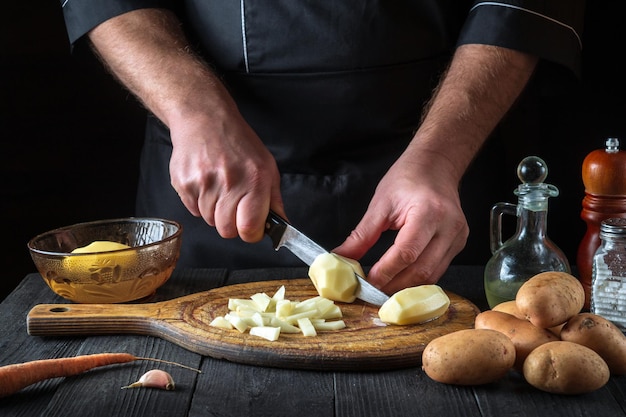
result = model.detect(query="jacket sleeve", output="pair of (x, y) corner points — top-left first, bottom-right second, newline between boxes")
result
(60, 0), (176, 45)
(458, 1), (585, 78)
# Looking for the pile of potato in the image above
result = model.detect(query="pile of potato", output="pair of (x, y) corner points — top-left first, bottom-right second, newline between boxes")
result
(422, 271), (626, 395)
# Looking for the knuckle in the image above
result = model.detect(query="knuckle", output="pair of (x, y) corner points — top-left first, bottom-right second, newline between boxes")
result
(396, 245), (420, 266)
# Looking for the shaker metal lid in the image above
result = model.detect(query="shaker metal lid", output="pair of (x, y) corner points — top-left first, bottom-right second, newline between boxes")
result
(600, 217), (626, 234)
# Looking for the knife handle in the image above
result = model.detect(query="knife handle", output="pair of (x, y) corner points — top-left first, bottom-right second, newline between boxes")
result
(265, 210), (289, 249)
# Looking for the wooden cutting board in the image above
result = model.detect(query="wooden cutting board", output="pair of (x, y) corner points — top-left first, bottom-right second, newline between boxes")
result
(27, 279), (480, 371)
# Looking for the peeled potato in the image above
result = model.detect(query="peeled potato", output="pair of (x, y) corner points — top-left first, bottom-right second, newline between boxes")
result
(70, 241), (132, 254)
(378, 285), (450, 325)
(63, 240), (135, 272)
(308, 253), (362, 303)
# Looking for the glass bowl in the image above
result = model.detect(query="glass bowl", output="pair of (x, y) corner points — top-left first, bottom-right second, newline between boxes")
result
(27, 218), (182, 303)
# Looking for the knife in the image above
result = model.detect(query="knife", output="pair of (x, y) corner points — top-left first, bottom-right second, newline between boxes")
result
(264, 210), (390, 306)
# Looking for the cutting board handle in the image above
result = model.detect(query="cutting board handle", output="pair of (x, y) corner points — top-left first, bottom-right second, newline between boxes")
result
(27, 303), (164, 336)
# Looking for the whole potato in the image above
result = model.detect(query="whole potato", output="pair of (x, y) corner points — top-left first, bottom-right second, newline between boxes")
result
(561, 312), (626, 375)
(523, 341), (609, 394)
(422, 329), (515, 385)
(516, 272), (584, 329)
(492, 300), (524, 318)
(492, 300), (563, 336)
(474, 310), (559, 370)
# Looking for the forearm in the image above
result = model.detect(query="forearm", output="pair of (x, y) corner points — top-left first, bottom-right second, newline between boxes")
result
(407, 44), (539, 183)
(87, 8), (235, 132)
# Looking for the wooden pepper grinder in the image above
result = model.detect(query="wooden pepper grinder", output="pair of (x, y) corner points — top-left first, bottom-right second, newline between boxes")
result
(577, 137), (626, 309)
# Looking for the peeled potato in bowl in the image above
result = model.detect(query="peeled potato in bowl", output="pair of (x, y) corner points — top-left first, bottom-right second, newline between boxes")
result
(28, 218), (182, 303)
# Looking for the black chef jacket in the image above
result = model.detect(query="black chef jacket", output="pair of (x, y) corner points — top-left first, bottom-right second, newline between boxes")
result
(60, 1), (585, 269)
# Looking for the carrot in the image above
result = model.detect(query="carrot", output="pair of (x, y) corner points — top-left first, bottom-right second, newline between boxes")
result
(0, 353), (200, 398)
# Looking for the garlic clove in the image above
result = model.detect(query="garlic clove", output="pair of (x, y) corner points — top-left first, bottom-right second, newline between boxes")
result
(122, 369), (175, 390)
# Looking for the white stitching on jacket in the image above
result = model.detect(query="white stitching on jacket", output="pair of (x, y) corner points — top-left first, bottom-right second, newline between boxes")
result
(470, 2), (583, 50)
(240, 0), (250, 73)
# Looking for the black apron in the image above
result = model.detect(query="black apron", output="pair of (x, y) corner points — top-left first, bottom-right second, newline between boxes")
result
(135, 0), (472, 269)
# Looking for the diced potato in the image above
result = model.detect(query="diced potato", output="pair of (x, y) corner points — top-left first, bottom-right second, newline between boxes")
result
(250, 326), (281, 341)
(319, 304), (342, 319)
(251, 292), (272, 312)
(228, 298), (258, 311)
(312, 320), (346, 331)
(269, 317), (302, 333)
(283, 310), (318, 325)
(308, 253), (363, 303)
(251, 312), (267, 327)
(378, 285), (450, 325)
(209, 316), (233, 330)
(294, 296), (323, 313)
(272, 285), (286, 301)
(275, 299), (293, 318)
(214, 285), (346, 341)
(297, 318), (317, 337)
(225, 314), (248, 333)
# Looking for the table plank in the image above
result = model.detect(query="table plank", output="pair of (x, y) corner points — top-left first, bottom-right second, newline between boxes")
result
(473, 371), (626, 417)
(189, 359), (336, 417)
(37, 338), (202, 417)
(334, 369), (482, 417)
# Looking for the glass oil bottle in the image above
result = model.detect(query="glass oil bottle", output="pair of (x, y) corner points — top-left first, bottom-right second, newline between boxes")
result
(484, 156), (571, 308)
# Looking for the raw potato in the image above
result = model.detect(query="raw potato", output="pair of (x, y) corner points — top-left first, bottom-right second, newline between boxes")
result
(561, 312), (626, 375)
(308, 253), (363, 303)
(210, 286), (346, 340)
(523, 341), (610, 394)
(422, 329), (515, 385)
(378, 285), (450, 325)
(492, 300), (523, 318)
(71, 241), (132, 253)
(493, 300), (564, 336)
(515, 271), (585, 329)
(64, 240), (136, 271)
(474, 310), (559, 370)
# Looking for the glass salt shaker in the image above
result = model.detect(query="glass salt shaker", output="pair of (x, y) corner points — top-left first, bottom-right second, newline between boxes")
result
(484, 156), (571, 308)
(591, 217), (626, 331)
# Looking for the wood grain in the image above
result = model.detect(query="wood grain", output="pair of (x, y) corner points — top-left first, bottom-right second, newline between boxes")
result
(27, 279), (479, 371)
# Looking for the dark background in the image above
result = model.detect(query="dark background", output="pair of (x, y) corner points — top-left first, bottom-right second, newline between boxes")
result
(2, 2), (625, 301)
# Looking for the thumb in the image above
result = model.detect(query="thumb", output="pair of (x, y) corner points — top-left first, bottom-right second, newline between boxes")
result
(333, 212), (387, 261)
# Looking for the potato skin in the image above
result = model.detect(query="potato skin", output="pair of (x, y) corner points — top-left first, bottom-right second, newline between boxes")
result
(474, 310), (559, 370)
(422, 329), (515, 385)
(492, 300), (524, 318)
(561, 312), (626, 375)
(523, 341), (610, 394)
(493, 301), (563, 336)
(515, 272), (585, 329)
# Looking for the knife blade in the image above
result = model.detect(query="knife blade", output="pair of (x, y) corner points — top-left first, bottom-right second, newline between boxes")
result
(264, 210), (389, 306)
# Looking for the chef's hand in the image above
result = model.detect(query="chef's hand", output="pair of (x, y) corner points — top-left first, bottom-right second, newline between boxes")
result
(87, 8), (286, 242)
(333, 150), (469, 294)
(168, 109), (285, 243)
(334, 44), (538, 293)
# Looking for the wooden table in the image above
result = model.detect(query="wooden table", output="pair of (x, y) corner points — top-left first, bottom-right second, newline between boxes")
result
(1, 266), (625, 417)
